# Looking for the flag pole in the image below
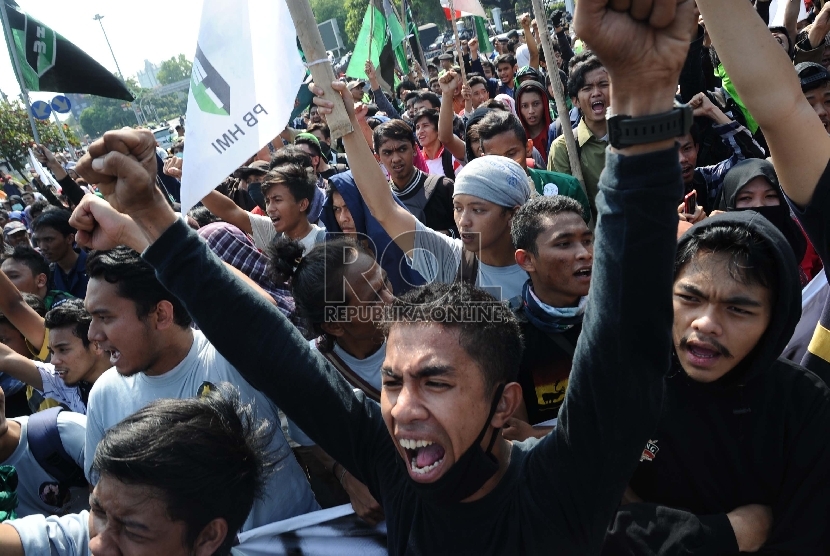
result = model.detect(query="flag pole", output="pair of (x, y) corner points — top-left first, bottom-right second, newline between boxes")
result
(368, 1), (375, 62)
(528, 0), (586, 198)
(0, 1), (42, 144)
(447, 0), (467, 83)
(285, 0), (354, 140)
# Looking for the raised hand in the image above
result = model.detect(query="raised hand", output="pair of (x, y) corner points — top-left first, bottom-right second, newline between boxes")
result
(69, 194), (149, 252)
(163, 155), (183, 178)
(74, 128), (177, 242)
(438, 70), (460, 96)
(574, 0), (696, 115)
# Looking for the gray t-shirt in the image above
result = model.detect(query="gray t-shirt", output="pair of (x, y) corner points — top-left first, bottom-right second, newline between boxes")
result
(408, 220), (527, 300)
(36, 362), (86, 414)
(84, 330), (319, 530)
(6, 412), (87, 517)
(248, 213), (324, 253)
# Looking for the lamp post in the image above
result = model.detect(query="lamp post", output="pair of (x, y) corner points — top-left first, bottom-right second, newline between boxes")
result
(93, 14), (142, 125)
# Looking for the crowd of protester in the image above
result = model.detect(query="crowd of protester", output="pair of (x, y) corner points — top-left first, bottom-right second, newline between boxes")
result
(0, 0), (827, 553)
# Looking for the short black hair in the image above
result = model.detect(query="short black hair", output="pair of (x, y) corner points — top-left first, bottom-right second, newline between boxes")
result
(294, 135), (323, 158)
(396, 80), (417, 98)
(412, 107), (439, 130)
(373, 119), (416, 152)
(568, 54), (605, 98)
(480, 59), (495, 74)
(44, 298), (92, 349)
(32, 208), (74, 237)
(675, 223), (779, 299)
(29, 199), (49, 218)
(382, 282), (523, 393)
(494, 53), (517, 68)
(511, 196), (586, 256)
(467, 75), (487, 89)
(268, 236), (376, 347)
(0, 292), (45, 327)
(187, 205), (220, 228)
(477, 110), (527, 147)
(270, 145), (314, 170)
(3, 245), (49, 278)
(413, 91), (441, 109)
(307, 122), (331, 140)
(87, 246), (192, 327)
(403, 91), (420, 105)
(261, 164), (317, 212)
(93, 384), (274, 556)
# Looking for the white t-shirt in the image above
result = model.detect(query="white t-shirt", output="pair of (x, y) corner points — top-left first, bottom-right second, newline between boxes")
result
(408, 220), (527, 301)
(84, 330), (319, 530)
(6, 412), (87, 517)
(516, 44), (530, 68)
(36, 362), (87, 414)
(248, 213), (325, 253)
(288, 340), (385, 447)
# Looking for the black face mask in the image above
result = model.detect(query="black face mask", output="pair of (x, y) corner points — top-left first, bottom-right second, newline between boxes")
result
(734, 205), (807, 261)
(402, 384), (505, 506)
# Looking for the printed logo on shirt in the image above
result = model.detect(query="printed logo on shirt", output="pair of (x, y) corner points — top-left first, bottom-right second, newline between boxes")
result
(543, 183), (559, 196)
(640, 439), (659, 462)
(197, 381), (217, 398)
(39, 481), (69, 508)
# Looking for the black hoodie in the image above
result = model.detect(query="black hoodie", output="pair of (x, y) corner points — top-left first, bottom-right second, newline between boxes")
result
(604, 212), (830, 555)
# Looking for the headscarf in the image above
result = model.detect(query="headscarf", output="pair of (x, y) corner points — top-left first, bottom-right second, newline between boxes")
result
(453, 155), (532, 208)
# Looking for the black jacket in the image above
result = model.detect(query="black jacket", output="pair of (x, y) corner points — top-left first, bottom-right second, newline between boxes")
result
(143, 146), (681, 554)
(604, 212), (830, 555)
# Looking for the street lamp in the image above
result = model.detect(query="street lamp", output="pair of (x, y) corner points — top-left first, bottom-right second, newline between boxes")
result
(93, 14), (142, 125)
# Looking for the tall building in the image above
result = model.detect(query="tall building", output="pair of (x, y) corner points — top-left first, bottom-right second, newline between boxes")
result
(136, 59), (160, 89)
(65, 93), (91, 121)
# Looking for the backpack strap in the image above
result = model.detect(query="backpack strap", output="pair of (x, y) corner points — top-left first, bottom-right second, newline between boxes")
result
(27, 407), (87, 488)
(422, 175), (441, 204)
(454, 248), (479, 286)
(316, 339), (381, 402)
(440, 149), (456, 181)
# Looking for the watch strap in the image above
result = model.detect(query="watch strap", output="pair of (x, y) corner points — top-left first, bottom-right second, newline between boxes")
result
(607, 105), (693, 149)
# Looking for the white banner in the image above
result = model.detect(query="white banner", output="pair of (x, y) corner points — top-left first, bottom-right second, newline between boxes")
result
(179, 0), (306, 213)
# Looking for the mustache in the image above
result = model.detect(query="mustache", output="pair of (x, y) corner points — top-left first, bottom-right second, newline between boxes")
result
(679, 335), (733, 359)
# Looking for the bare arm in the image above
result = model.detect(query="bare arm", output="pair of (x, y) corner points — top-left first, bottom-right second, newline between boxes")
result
(783, 0), (800, 46)
(438, 71), (469, 160)
(0, 341), (43, 390)
(0, 270), (46, 353)
(312, 81), (418, 254)
(807, 2), (830, 50)
(520, 14), (540, 69)
(697, 0), (830, 207)
(0, 525), (23, 556)
(200, 191), (254, 234)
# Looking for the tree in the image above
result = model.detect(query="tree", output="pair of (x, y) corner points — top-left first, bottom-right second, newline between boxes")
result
(311, 0), (352, 50)
(0, 100), (80, 176)
(79, 96), (138, 139)
(345, 0), (367, 44)
(345, 0), (445, 47)
(156, 54), (193, 86)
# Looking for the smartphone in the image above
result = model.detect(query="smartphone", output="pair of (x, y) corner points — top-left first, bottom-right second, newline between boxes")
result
(684, 190), (697, 214)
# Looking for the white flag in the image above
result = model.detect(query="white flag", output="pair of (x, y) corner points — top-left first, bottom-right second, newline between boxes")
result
(180, 0), (306, 213)
(440, 0), (486, 19)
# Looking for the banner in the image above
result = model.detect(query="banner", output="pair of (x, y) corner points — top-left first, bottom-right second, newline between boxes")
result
(180, 0), (305, 213)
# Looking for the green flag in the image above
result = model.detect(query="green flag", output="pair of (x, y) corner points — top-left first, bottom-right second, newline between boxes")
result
(1, 0), (132, 100)
(346, 0), (395, 90)
(404, 0), (426, 69)
(383, 0), (408, 74)
(475, 17), (493, 53)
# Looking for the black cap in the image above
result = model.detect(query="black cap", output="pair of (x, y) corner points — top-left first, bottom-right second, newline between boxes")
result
(795, 62), (830, 91)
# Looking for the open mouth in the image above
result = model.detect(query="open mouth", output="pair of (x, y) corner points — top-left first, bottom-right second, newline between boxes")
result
(106, 349), (121, 365)
(400, 438), (446, 477)
(574, 268), (592, 278)
(591, 100), (605, 115)
(684, 341), (722, 368)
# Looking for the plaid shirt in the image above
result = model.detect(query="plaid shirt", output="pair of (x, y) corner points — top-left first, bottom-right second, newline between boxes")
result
(695, 121), (765, 207)
(197, 222), (297, 321)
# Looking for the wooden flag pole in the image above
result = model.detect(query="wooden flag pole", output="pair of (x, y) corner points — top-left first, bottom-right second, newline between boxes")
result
(286, 0), (354, 140)
(369, 2), (376, 62)
(447, 0), (467, 82)
(528, 0), (586, 196)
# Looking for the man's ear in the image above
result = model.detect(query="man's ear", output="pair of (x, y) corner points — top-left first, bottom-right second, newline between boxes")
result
(35, 272), (48, 290)
(193, 518), (228, 556)
(152, 300), (177, 330)
(515, 249), (536, 273)
(298, 197), (310, 213)
(491, 382), (523, 428)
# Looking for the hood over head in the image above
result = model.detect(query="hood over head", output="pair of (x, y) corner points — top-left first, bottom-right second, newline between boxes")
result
(677, 211), (802, 384)
(718, 158), (807, 261)
(515, 79), (552, 135)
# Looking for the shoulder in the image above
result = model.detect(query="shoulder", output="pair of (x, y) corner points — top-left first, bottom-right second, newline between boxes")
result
(87, 368), (123, 400)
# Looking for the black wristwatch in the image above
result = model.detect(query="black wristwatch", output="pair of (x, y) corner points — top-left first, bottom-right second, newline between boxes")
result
(606, 103), (694, 150)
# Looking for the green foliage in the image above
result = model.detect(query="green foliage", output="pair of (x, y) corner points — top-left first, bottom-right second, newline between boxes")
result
(344, 0), (445, 49)
(311, 0), (352, 50)
(0, 100), (80, 175)
(409, 0), (446, 34)
(345, 0), (368, 44)
(156, 54), (193, 86)
(79, 95), (137, 139)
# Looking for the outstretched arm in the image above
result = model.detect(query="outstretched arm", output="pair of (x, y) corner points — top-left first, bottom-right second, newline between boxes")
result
(312, 81), (419, 254)
(530, 0), (693, 551)
(438, 71), (469, 160)
(697, 0), (830, 207)
(200, 190), (254, 234)
(0, 269), (46, 354)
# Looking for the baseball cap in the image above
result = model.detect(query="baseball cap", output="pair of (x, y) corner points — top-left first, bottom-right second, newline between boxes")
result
(795, 62), (830, 91)
(347, 80), (366, 91)
(294, 132), (321, 150)
(233, 160), (270, 179)
(3, 221), (27, 237)
(438, 53), (454, 61)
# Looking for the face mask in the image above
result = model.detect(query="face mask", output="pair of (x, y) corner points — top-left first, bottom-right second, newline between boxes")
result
(734, 205), (806, 261)
(175, 152), (183, 159)
(402, 384), (505, 506)
(11, 204), (22, 211)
